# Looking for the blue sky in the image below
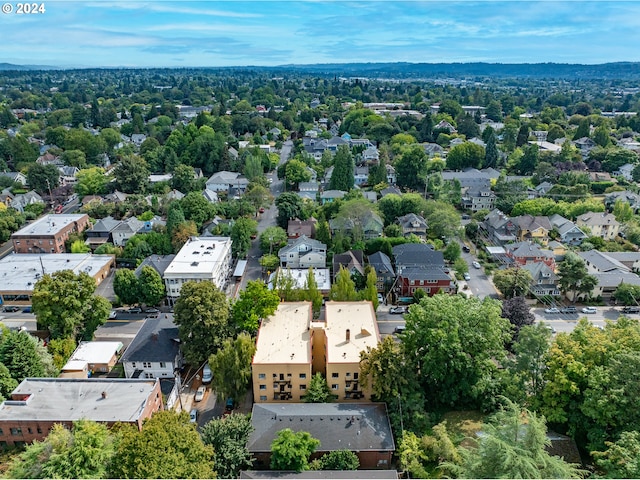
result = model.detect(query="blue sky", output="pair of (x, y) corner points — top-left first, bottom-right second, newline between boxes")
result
(1, 1), (640, 67)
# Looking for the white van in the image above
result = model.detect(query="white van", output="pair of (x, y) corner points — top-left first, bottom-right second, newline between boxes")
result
(202, 364), (212, 384)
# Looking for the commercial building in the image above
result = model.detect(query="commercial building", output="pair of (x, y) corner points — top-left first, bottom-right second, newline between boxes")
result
(12, 214), (90, 254)
(163, 236), (232, 304)
(252, 301), (379, 403)
(0, 253), (114, 307)
(0, 378), (163, 448)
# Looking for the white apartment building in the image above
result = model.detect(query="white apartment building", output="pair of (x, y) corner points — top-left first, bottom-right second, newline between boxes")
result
(163, 236), (232, 304)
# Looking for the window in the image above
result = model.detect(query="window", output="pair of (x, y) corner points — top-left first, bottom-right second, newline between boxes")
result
(260, 395), (267, 401)
(354, 373), (359, 380)
(27, 428), (32, 434)
(299, 373), (306, 379)
(300, 385), (306, 390)
(143, 362), (152, 368)
(331, 384), (339, 390)
(144, 373), (154, 378)
(346, 372), (351, 378)
(259, 385), (266, 390)
(10, 427), (21, 435)
(159, 362), (166, 368)
(131, 362), (136, 368)
(332, 372), (339, 378)
(258, 373), (266, 379)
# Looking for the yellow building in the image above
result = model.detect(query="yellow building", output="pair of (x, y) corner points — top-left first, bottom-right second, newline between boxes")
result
(252, 301), (380, 403)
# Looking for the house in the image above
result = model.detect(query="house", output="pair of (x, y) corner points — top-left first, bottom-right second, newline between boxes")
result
(482, 209), (517, 245)
(366, 251), (393, 290)
(60, 341), (123, 378)
(396, 267), (455, 297)
(422, 143), (445, 158)
(354, 166), (370, 186)
(305, 167), (318, 182)
(441, 168), (500, 188)
(615, 163), (637, 181)
(548, 214), (587, 246)
(247, 403), (395, 470)
(363, 191), (378, 203)
(0, 171), (27, 186)
(573, 137), (597, 157)
(12, 214), (90, 254)
(548, 241), (567, 262)
(58, 166), (79, 186)
(149, 173), (173, 184)
(297, 181), (319, 201)
(10, 191), (44, 213)
(511, 215), (552, 245)
(396, 213), (428, 239)
(602, 251), (640, 272)
(534, 181), (554, 196)
(0, 378), (162, 447)
(84, 216), (121, 249)
(604, 190), (640, 212)
(251, 301), (379, 403)
(589, 171), (615, 182)
(104, 190), (129, 203)
(380, 186), (401, 197)
(461, 182), (496, 212)
(112, 217), (145, 247)
(385, 164), (397, 184)
(202, 189), (219, 203)
(0, 253), (114, 307)
(573, 252), (640, 300)
(134, 254), (176, 278)
(120, 316), (182, 381)
(320, 190), (346, 204)
(362, 146), (379, 162)
(504, 241), (556, 269)
(530, 140), (562, 154)
(576, 212), (620, 240)
(329, 212), (384, 240)
(268, 268), (331, 296)
(205, 171), (249, 193)
(532, 130), (548, 142)
(521, 263), (560, 296)
(287, 218), (318, 239)
(278, 235), (327, 269)
(163, 236), (233, 304)
(0, 188), (13, 207)
(392, 243), (442, 274)
(435, 120), (456, 133)
(333, 250), (365, 279)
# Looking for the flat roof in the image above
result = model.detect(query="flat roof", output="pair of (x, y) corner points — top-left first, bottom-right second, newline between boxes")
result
(324, 302), (379, 364)
(164, 236), (231, 276)
(12, 214), (87, 237)
(0, 378), (158, 423)
(253, 302), (312, 365)
(62, 341), (123, 371)
(0, 253), (114, 292)
(268, 268), (331, 291)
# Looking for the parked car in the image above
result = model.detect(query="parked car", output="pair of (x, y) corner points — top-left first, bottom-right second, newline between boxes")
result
(128, 307), (142, 314)
(560, 306), (578, 314)
(202, 364), (212, 384)
(194, 386), (206, 402)
(543, 324), (557, 334)
(463, 272), (471, 281)
(143, 308), (160, 314)
(2, 306), (20, 312)
(22, 306), (31, 313)
(622, 306), (640, 314)
(582, 306), (597, 314)
(225, 397), (234, 413)
(189, 409), (198, 423)
(259, 207), (265, 213)
(544, 307), (560, 314)
(377, 293), (385, 304)
(472, 261), (481, 269)
(108, 310), (117, 319)
(462, 245), (470, 253)
(389, 306), (408, 314)
(393, 326), (406, 335)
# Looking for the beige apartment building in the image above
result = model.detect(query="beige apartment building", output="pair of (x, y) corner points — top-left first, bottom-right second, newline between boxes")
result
(252, 301), (379, 403)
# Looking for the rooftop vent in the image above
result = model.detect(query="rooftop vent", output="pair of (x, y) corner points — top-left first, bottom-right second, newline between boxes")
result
(101, 391), (107, 399)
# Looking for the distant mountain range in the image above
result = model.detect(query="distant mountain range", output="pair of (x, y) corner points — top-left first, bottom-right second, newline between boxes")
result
(2, 61), (640, 79)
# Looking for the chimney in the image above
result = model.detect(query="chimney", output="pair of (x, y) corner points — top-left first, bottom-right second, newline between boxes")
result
(101, 391), (107, 399)
(346, 329), (350, 342)
(151, 333), (159, 341)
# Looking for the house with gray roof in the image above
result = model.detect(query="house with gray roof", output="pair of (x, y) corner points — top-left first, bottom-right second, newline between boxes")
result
(385, 164), (396, 185)
(511, 214), (552, 245)
(202, 189), (219, 203)
(248, 403), (395, 470)
(397, 266), (455, 297)
(329, 212), (383, 240)
(205, 170), (248, 193)
(332, 250), (365, 279)
(604, 190), (640, 212)
(576, 212), (620, 240)
(112, 217), (145, 247)
(320, 190), (346, 204)
(601, 251), (640, 272)
(85, 216), (121, 249)
(297, 181), (319, 201)
(396, 213), (428, 239)
(278, 235), (327, 269)
(504, 241), (555, 269)
(0, 171), (26, 186)
(380, 185), (401, 197)
(392, 243), (442, 274)
(461, 181), (496, 212)
(287, 218), (317, 239)
(522, 262), (560, 296)
(134, 254), (176, 278)
(368, 251), (395, 292)
(548, 214), (587, 246)
(121, 316), (182, 381)
(11, 191), (43, 213)
(354, 166), (370, 186)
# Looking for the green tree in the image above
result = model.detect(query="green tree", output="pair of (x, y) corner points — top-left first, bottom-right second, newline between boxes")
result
(231, 280), (280, 333)
(231, 217), (258, 258)
(180, 191), (216, 227)
(270, 428), (321, 472)
(443, 241), (461, 263)
(454, 257), (469, 277)
(0, 362), (18, 400)
(446, 142), (485, 170)
(276, 192), (305, 229)
(285, 158), (312, 189)
(209, 333), (256, 403)
(26, 163), (60, 195)
(483, 130), (499, 168)
(505, 323), (552, 402)
(244, 184), (273, 213)
(5, 420), (115, 479)
(395, 144), (427, 190)
(200, 413), (254, 479)
(259, 226), (288, 254)
(138, 266), (165, 306)
(311, 450), (360, 471)
(501, 296), (534, 339)
(61, 149), (87, 168)
(171, 163), (196, 193)
(557, 252), (598, 302)
(259, 254), (280, 272)
(70, 239), (90, 253)
(113, 268), (140, 306)
(403, 295), (511, 410)
(330, 266), (358, 301)
(593, 430), (640, 479)
(613, 282), (640, 305)
(0, 329), (49, 382)
(492, 267), (533, 299)
(360, 267), (379, 309)
(108, 411), (215, 479)
(329, 145), (355, 191)
(113, 155), (150, 194)
(612, 198), (633, 222)
(173, 281), (231, 364)
(303, 373), (334, 403)
(442, 400), (582, 479)
(32, 270), (111, 341)
(302, 267), (323, 316)
(75, 167), (109, 196)
(47, 336), (77, 370)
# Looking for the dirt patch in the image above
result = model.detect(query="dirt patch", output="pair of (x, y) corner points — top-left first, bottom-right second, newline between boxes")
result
(441, 410), (485, 447)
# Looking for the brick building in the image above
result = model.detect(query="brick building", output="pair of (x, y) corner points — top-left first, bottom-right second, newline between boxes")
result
(12, 214), (90, 254)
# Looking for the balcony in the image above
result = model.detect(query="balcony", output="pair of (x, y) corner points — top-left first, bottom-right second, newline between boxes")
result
(273, 392), (292, 400)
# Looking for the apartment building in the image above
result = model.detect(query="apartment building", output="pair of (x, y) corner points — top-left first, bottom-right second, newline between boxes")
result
(163, 236), (232, 304)
(252, 301), (379, 403)
(11, 214), (90, 254)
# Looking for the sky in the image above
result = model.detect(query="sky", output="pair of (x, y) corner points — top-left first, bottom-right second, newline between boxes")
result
(1, 1), (640, 68)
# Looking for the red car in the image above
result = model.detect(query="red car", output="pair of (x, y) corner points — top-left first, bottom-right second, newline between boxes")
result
(259, 207), (265, 213)
(54, 204), (63, 214)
